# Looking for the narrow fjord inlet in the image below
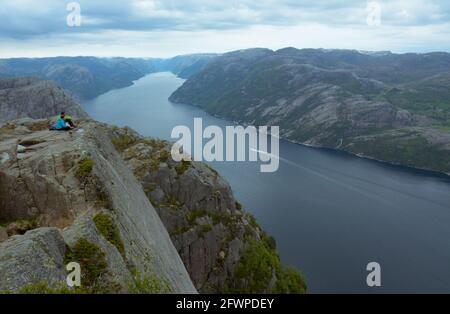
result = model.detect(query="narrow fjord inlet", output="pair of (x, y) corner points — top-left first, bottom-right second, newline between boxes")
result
(84, 72), (450, 293)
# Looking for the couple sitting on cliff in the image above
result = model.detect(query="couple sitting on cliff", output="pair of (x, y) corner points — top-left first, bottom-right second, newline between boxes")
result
(49, 112), (76, 131)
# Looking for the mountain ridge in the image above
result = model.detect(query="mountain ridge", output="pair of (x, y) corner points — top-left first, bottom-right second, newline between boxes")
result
(0, 76), (89, 124)
(170, 47), (450, 175)
(0, 54), (217, 101)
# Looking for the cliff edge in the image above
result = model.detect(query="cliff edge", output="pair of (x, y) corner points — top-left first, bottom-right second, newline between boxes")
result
(0, 118), (196, 293)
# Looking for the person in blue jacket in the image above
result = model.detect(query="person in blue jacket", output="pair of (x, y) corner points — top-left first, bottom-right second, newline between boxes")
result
(49, 112), (71, 131)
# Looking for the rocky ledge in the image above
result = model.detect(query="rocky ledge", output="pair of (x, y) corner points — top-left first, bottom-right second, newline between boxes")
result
(0, 118), (306, 294)
(104, 125), (306, 293)
(0, 118), (195, 293)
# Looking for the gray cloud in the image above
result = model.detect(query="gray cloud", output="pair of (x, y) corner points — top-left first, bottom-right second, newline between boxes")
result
(2, 0), (450, 38)
(1, 0), (450, 56)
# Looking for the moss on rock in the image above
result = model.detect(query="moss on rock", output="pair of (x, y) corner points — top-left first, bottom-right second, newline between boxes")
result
(93, 212), (125, 258)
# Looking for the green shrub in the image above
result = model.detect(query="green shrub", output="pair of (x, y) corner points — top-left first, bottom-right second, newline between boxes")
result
(230, 239), (279, 293)
(76, 158), (94, 180)
(186, 209), (208, 224)
(64, 238), (111, 293)
(175, 159), (191, 175)
(129, 271), (171, 294)
(261, 232), (277, 251)
(158, 150), (171, 162)
(93, 212), (125, 258)
(149, 158), (161, 171)
(210, 211), (236, 227)
(199, 224), (213, 236)
(246, 213), (260, 230)
(18, 281), (88, 294)
(274, 267), (307, 294)
(142, 138), (167, 150)
(160, 195), (182, 210)
(111, 135), (136, 151)
(227, 238), (307, 294)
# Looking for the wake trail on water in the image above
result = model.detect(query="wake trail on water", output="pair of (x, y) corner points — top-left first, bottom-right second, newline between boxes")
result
(252, 147), (450, 210)
(297, 156), (450, 210)
(251, 149), (393, 206)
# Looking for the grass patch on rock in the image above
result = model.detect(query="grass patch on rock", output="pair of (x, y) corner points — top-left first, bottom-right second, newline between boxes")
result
(111, 135), (136, 152)
(17, 281), (88, 294)
(175, 159), (191, 176)
(129, 270), (171, 294)
(93, 212), (125, 258)
(64, 238), (117, 293)
(75, 158), (94, 180)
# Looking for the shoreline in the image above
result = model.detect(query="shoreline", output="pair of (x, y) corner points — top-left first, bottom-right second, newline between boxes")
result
(84, 72), (450, 180)
(289, 139), (450, 180)
(170, 99), (450, 180)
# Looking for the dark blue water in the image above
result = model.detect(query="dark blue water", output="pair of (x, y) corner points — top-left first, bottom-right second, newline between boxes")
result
(84, 72), (450, 294)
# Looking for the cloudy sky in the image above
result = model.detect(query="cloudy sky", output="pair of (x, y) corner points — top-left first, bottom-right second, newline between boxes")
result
(1, 0), (450, 58)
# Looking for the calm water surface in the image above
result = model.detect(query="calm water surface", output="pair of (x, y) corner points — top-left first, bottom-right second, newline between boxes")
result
(84, 72), (450, 293)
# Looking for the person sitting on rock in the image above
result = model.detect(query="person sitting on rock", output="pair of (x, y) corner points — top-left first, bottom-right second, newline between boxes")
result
(49, 112), (72, 131)
(63, 113), (76, 128)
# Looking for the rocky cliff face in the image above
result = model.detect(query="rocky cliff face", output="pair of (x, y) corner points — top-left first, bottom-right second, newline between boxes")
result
(103, 126), (306, 294)
(0, 117), (306, 294)
(0, 74), (306, 293)
(0, 77), (88, 123)
(0, 118), (196, 293)
(170, 48), (450, 174)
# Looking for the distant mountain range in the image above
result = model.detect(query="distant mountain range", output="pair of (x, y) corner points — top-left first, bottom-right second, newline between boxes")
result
(0, 54), (217, 101)
(170, 48), (450, 174)
(2, 48), (450, 174)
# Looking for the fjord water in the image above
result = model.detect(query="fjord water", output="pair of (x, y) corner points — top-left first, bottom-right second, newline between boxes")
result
(84, 72), (450, 293)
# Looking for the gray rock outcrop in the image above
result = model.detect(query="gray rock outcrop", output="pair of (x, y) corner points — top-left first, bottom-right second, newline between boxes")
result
(104, 126), (264, 293)
(0, 119), (196, 293)
(0, 77), (88, 124)
(0, 227), (67, 292)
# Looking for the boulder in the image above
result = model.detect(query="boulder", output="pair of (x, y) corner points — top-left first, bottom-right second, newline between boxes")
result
(0, 227), (66, 292)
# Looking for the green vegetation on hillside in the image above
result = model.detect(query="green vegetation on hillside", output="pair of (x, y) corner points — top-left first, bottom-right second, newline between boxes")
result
(226, 237), (307, 294)
(348, 132), (450, 173)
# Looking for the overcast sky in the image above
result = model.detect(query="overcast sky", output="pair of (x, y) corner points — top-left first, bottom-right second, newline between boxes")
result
(1, 0), (450, 58)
